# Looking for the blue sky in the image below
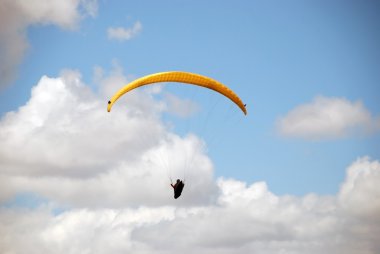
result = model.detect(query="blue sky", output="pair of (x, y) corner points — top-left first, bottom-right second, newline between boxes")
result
(0, 1), (379, 253)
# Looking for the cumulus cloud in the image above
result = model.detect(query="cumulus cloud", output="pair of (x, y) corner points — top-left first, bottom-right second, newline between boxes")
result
(0, 0), (98, 89)
(339, 157), (380, 219)
(1, 157), (379, 254)
(107, 21), (142, 41)
(0, 67), (216, 207)
(0, 67), (215, 207)
(277, 96), (380, 140)
(0, 70), (379, 253)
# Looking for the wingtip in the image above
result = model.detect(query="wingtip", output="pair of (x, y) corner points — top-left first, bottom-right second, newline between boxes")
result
(107, 100), (112, 112)
(243, 104), (248, 115)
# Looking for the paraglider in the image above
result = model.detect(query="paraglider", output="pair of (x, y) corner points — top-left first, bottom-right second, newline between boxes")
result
(107, 71), (247, 199)
(107, 71), (247, 115)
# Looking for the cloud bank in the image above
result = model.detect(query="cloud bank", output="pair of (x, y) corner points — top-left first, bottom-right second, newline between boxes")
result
(0, 71), (379, 253)
(1, 158), (379, 254)
(0, 0), (98, 89)
(277, 96), (380, 140)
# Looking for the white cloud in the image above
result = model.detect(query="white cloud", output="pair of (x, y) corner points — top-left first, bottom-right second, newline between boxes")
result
(277, 96), (380, 140)
(0, 0), (98, 89)
(107, 21), (142, 41)
(0, 67), (216, 207)
(339, 157), (380, 219)
(1, 157), (379, 254)
(0, 70), (379, 253)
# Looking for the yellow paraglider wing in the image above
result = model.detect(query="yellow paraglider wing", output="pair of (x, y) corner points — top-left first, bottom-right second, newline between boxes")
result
(107, 71), (247, 115)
